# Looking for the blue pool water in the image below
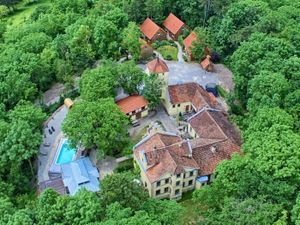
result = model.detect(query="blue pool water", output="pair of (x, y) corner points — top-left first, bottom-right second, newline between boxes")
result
(56, 140), (76, 164)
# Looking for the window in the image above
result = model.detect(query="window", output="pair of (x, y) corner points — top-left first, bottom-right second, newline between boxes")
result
(165, 178), (169, 184)
(190, 126), (192, 132)
(164, 187), (169, 193)
(188, 180), (193, 186)
(144, 182), (147, 187)
(156, 190), (161, 196)
(182, 182), (185, 187)
(177, 104), (181, 107)
(190, 171), (194, 177)
(183, 173), (186, 179)
(172, 104), (175, 108)
(176, 174), (181, 178)
(65, 187), (70, 194)
(175, 189), (180, 195)
(176, 181), (180, 186)
(157, 181), (161, 187)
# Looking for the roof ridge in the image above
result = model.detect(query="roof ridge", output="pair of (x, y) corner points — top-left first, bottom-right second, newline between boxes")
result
(206, 110), (228, 140)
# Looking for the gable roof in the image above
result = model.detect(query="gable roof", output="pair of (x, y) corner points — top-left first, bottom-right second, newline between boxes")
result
(38, 177), (66, 195)
(163, 13), (185, 35)
(140, 18), (162, 40)
(168, 82), (218, 111)
(146, 57), (169, 73)
(61, 157), (100, 196)
(192, 139), (240, 176)
(134, 134), (199, 183)
(201, 56), (211, 70)
(188, 109), (241, 145)
(116, 95), (148, 114)
(184, 32), (197, 56)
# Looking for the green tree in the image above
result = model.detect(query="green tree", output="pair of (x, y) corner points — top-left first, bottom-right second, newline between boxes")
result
(0, 196), (14, 224)
(62, 99), (129, 158)
(145, 0), (164, 24)
(93, 19), (120, 59)
(284, 90), (300, 131)
(292, 194), (300, 225)
(199, 197), (283, 225)
(191, 27), (212, 60)
(64, 190), (103, 225)
(36, 189), (68, 225)
(100, 172), (148, 210)
(0, 120), (42, 176)
(80, 65), (117, 101)
(0, 0), (21, 11)
(117, 61), (145, 95)
(142, 198), (183, 225)
(247, 71), (290, 112)
(7, 209), (34, 225)
(9, 101), (46, 130)
(121, 22), (141, 61)
(244, 107), (294, 140)
(243, 126), (300, 184)
(66, 25), (95, 72)
(215, 0), (269, 55)
(143, 74), (163, 110)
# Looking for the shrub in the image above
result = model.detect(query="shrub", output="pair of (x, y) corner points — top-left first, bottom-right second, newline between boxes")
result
(114, 159), (134, 173)
(0, 6), (9, 18)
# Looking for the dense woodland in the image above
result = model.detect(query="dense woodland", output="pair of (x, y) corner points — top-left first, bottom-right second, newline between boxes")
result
(0, 0), (299, 224)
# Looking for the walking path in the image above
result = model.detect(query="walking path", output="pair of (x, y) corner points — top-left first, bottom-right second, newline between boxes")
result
(175, 41), (184, 62)
(38, 105), (69, 183)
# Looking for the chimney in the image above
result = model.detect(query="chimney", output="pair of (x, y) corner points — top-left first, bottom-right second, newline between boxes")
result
(187, 139), (193, 158)
(210, 146), (216, 154)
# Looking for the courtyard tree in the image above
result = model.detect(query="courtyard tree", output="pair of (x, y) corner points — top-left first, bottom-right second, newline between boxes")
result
(121, 22), (141, 61)
(143, 74), (163, 110)
(62, 98), (129, 158)
(117, 61), (145, 95)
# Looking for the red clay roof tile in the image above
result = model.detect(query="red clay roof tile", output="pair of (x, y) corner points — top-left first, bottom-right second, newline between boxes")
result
(163, 13), (185, 35)
(116, 95), (148, 114)
(146, 57), (169, 73)
(140, 18), (162, 40)
(184, 32), (197, 56)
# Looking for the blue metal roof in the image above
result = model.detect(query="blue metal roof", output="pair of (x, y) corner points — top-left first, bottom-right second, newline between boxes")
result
(196, 176), (208, 183)
(61, 157), (100, 196)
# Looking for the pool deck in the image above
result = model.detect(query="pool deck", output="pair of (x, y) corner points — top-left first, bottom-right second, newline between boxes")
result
(38, 105), (69, 183)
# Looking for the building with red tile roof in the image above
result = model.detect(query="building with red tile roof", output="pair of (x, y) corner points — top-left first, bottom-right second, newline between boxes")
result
(163, 82), (221, 116)
(163, 13), (185, 40)
(146, 57), (169, 74)
(187, 108), (241, 145)
(183, 32), (197, 61)
(116, 95), (149, 121)
(133, 115), (240, 200)
(201, 55), (213, 71)
(140, 18), (166, 43)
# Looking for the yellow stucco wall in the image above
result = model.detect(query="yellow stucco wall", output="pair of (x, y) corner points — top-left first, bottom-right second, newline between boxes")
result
(187, 124), (199, 139)
(163, 100), (193, 116)
(129, 108), (148, 121)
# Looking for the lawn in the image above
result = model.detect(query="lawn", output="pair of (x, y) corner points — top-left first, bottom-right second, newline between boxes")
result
(157, 45), (178, 61)
(179, 191), (205, 224)
(6, 0), (51, 27)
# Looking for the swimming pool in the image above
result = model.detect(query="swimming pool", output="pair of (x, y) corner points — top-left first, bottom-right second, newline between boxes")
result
(56, 140), (76, 164)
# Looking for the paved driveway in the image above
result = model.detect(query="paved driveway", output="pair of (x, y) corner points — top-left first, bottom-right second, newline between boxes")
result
(167, 61), (218, 87)
(140, 61), (218, 88)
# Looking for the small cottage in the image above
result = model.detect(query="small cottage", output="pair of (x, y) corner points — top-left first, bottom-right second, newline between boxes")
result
(200, 55), (213, 72)
(140, 18), (166, 43)
(116, 95), (149, 121)
(163, 13), (185, 40)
